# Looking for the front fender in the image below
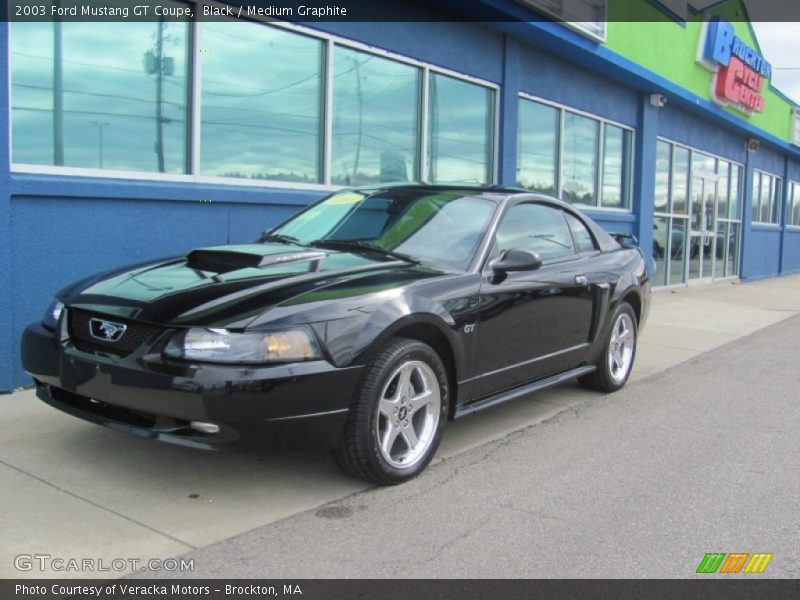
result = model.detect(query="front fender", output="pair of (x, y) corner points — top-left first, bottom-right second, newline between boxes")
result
(308, 291), (468, 379)
(352, 293), (464, 366)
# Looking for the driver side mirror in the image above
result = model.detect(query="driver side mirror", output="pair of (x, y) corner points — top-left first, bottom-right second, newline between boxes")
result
(490, 249), (542, 283)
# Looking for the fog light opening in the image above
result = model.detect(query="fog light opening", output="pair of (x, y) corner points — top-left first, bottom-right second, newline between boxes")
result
(190, 421), (220, 435)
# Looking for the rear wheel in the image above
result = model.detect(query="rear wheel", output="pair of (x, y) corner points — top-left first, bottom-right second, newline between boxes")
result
(334, 338), (449, 485)
(579, 302), (637, 393)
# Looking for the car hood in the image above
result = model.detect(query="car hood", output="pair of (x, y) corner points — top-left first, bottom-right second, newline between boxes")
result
(60, 243), (419, 329)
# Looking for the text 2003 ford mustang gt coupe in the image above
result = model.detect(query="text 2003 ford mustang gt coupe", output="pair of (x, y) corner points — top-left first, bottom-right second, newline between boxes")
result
(22, 185), (649, 484)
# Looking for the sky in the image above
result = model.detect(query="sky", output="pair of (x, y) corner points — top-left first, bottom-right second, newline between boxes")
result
(750, 22), (800, 104)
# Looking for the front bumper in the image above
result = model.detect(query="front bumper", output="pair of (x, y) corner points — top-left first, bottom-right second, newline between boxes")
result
(21, 321), (363, 451)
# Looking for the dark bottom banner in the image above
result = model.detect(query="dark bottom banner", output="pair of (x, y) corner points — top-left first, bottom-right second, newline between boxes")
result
(2, 579), (799, 600)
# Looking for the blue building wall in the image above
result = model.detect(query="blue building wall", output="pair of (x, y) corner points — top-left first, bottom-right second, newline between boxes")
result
(783, 230), (800, 275)
(315, 20), (504, 84)
(742, 144), (791, 280)
(512, 35), (640, 127)
(2, 14), (800, 391)
(657, 105), (748, 166)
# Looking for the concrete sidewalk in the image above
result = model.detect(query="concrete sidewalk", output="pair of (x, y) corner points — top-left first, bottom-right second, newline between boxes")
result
(1, 276), (798, 579)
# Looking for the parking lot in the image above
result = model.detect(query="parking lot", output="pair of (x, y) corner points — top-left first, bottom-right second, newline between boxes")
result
(2, 275), (799, 578)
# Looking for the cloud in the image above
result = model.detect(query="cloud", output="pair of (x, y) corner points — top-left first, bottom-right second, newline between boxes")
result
(750, 22), (800, 105)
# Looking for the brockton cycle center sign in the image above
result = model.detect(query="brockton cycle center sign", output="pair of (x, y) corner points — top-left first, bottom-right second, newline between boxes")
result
(698, 16), (773, 115)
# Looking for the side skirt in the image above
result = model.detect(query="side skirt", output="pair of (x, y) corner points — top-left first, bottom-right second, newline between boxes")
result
(453, 365), (596, 419)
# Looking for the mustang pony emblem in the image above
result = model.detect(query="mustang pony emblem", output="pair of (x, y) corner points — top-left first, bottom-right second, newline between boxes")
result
(89, 318), (127, 342)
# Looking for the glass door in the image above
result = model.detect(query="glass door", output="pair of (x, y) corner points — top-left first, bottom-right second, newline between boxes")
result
(652, 141), (742, 288)
(688, 174), (717, 282)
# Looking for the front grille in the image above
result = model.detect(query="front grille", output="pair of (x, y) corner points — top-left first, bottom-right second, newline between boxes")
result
(68, 309), (163, 357)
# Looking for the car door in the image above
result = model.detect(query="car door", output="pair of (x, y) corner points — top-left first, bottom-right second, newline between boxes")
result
(472, 202), (596, 399)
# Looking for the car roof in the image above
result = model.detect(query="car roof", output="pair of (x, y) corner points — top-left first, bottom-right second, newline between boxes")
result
(351, 182), (523, 196)
(350, 183), (584, 211)
(347, 183), (620, 253)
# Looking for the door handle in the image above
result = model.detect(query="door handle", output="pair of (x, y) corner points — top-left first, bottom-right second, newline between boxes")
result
(575, 275), (588, 286)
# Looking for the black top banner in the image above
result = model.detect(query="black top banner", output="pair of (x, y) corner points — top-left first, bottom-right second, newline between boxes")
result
(4, 0), (800, 23)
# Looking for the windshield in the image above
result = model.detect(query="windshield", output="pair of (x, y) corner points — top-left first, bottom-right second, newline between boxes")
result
(272, 190), (496, 270)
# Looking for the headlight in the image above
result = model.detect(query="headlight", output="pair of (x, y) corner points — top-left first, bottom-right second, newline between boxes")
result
(164, 327), (323, 364)
(43, 300), (64, 330)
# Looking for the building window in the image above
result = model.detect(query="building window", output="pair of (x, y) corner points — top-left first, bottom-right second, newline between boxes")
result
(652, 0), (687, 20)
(10, 19), (497, 188)
(332, 47), (420, 186)
(11, 20), (190, 173)
(517, 100), (559, 195)
(653, 139), (743, 286)
(562, 111), (599, 206)
(752, 170), (782, 225)
(561, 112), (600, 206)
(201, 21), (322, 182)
(428, 73), (495, 185)
(517, 0), (608, 41)
(517, 97), (633, 209)
(601, 124), (632, 209)
(787, 181), (800, 227)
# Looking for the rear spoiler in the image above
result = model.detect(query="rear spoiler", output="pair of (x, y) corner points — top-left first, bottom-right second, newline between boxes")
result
(611, 233), (639, 248)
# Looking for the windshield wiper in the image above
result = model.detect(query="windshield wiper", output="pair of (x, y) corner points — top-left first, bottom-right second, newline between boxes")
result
(533, 234), (572, 250)
(310, 239), (419, 265)
(260, 233), (303, 245)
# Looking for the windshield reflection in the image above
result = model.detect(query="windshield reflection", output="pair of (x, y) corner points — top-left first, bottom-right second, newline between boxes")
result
(273, 190), (496, 270)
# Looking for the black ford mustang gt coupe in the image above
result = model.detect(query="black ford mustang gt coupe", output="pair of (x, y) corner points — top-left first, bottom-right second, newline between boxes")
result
(22, 185), (649, 484)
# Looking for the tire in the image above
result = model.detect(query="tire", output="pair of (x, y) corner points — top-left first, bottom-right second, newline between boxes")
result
(333, 338), (449, 485)
(579, 302), (638, 393)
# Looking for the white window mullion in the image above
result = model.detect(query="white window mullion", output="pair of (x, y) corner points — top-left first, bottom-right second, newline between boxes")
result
(557, 107), (564, 200)
(322, 39), (334, 186)
(419, 67), (430, 183)
(190, 19), (203, 176)
(490, 89), (499, 185)
(596, 122), (605, 208)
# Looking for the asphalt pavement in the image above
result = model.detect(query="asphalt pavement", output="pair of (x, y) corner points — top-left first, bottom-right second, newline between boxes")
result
(143, 313), (800, 578)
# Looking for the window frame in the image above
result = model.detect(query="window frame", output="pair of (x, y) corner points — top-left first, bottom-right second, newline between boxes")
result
(653, 136), (745, 287)
(564, 211), (600, 256)
(515, 0), (608, 42)
(8, 17), (500, 191)
(517, 92), (635, 212)
(483, 200), (597, 274)
(651, 0), (688, 22)
(751, 169), (783, 226)
(497, 202), (577, 263)
(786, 180), (800, 228)
(426, 71), (498, 186)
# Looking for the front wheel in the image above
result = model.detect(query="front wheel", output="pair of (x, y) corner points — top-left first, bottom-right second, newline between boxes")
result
(579, 303), (638, 393)
(333, 338), (449, 485)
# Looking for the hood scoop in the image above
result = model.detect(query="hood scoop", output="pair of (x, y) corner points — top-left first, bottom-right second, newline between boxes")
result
(186, 247), (328, 274)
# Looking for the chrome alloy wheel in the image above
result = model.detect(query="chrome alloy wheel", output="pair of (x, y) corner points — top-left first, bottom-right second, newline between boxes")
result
(608, 312), (635, 384)
(375, 360), (441, 469)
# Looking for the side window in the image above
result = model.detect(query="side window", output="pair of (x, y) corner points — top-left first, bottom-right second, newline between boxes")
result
(564, 213), (598, 253)
(495, 203), (575, 261)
